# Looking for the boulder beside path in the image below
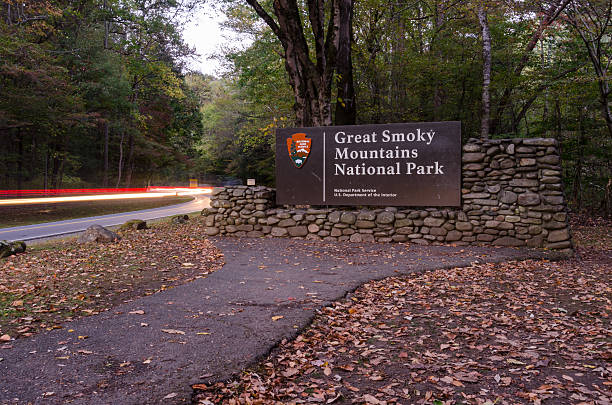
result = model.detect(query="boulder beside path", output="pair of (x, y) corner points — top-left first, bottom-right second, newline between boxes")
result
(77, 224), (121, 243)
(0, 240), (26, 258)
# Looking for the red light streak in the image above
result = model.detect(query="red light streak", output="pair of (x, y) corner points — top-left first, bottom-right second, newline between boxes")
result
(0, 187), (213, 205)
(0, 186), (213, 197)
(0, 188), (146, 196)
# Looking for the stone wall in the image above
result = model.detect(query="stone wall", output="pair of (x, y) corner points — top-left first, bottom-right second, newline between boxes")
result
(202, 138), (572, 251)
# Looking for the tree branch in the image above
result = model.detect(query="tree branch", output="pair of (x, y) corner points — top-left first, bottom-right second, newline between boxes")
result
(307, 0), (325, 75)
(244, 0), (282, 39)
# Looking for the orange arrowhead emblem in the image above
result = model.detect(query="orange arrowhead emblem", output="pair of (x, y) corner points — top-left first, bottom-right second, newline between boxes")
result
(287, 133), (311, 168)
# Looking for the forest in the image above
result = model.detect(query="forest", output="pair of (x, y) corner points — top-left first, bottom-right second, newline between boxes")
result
(1, 0), (611, 216)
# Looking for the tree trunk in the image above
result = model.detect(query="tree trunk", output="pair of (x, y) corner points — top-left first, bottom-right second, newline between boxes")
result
(50, 144), (59, 189)
(432, 1), (447, 119)
(30, 134), (36, 183)
(103, 0), (109, 49)
(116, 130), (124, 188)
(490, 0), (571, 134)
(541, 41), (549, 123)
(478, 3), (491, 139)
(566, 1), (612, 138)
(51, 136), (65, 189)
(44, 135), (49, 191)
(390, 2), (405, 116)
(103, 121), (109, 187)
(245, 0), (353, 127)
(598, 80), (612, 138)
(56, 158), (65, 189)
(573, 109), (587, 211)
(334, 0), (356, 125)
(555, 99), (562, 140)
(125, 132), (135, 187)
(606, 176), (611, 218)
(16, 128), (23, 189)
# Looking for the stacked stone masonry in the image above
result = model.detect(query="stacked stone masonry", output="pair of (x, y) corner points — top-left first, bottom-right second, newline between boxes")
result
(202, 138), (572, 251)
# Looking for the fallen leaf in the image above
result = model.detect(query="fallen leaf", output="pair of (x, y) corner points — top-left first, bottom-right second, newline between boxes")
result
(345, 383), (360, 392)
(162, 329), (185, 335)
(271, 315), (284, 321)
(455, 371), (480, 383)
(440, 376), (454, 384)
(338, 364), (354, 371)
(282, 368), (299, 377)
(326, 392), (343, 403)
(362, 394), (384, 404)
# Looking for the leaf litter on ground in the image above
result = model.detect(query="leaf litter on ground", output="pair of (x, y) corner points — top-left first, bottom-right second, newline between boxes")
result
(0, 218), (223, 340)
(194, 216), (611, 405)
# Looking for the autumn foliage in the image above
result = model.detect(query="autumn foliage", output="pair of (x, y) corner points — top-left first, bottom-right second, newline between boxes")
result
(194, 218), (611, 405)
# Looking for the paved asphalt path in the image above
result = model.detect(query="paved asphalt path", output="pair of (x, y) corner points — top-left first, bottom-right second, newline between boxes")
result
(0, 196), (210, 242)
(0, 237), (553, 404)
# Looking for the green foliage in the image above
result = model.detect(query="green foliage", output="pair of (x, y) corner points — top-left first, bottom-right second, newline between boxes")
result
(1, 1), (610, 214)
(198, 0), (610, 214)
(188, 19), (293, 185)
(0, 0), (203, 189)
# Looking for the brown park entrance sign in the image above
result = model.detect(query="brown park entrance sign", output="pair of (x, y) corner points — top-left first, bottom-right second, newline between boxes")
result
(275, 122), (461, 206)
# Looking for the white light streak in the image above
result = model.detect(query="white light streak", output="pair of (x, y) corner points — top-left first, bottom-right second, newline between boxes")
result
(0, 188), (212, 206)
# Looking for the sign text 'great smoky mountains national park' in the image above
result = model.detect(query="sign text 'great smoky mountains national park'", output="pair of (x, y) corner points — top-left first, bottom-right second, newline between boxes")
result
(276, 122), (461, 206)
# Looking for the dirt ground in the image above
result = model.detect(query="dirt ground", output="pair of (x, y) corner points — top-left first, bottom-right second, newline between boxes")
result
(0, 219), (223, 341)
(194, 216), (611, 405)
(0, 211), (609, 404)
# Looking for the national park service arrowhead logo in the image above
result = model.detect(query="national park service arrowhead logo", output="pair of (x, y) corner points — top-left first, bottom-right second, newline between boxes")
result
(287, 133), (311, 168)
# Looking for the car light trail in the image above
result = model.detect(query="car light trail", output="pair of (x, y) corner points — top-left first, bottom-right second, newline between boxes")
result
(0, 187), (212, 206)
(0, 188), (148, 196)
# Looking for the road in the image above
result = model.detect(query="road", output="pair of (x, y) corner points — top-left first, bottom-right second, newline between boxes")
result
(0, 195), (210, 242)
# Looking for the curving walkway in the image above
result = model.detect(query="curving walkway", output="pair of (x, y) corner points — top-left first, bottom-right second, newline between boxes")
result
(0, 238), (552, 404)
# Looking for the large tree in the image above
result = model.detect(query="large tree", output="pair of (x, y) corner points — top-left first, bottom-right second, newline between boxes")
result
(565, 0), (612, 138)
(477, 1), (492, 139)
(243, 0), (356, 126)
(490, 0), (573, 134)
